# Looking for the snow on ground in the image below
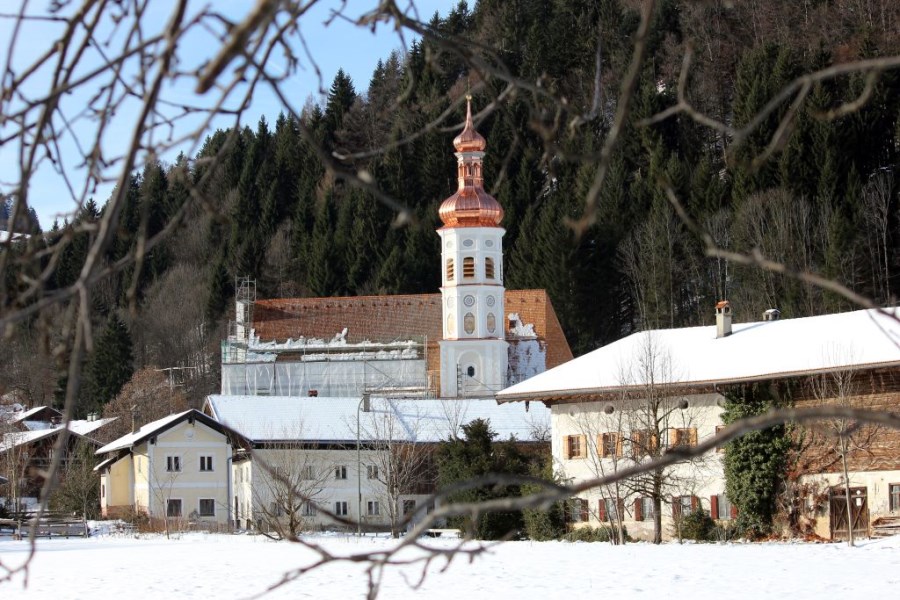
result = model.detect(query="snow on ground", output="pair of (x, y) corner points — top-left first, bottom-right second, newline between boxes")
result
(1, 533), (898, 599)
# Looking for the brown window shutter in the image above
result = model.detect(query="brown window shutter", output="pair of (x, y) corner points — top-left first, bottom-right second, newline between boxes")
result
(597, 434), (605, 457)
(634, 498), (643, 522)
(710, 495), (719, 519)
(617, 497), (625, 518)
(598, 499), (606, 522)
(667, 428), (676, 448)
(579, 435), (587, 458)
(615, 434), (623, 458)
(580, 499), (589, 522)
(563, 437), (569, 459)
(731, 504), (738, 519)
(672, 496), (681, 518)
(691, 495), (699, 511)
(689, 428), (698, 447)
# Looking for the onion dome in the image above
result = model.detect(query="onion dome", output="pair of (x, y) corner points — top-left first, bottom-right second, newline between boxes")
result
(453, 96), (487, 153)
(439, 96), (503, 228)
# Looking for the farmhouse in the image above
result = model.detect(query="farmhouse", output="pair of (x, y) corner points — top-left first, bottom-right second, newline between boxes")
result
(94, 409), (243, 527)
(497, 303), (900, 541)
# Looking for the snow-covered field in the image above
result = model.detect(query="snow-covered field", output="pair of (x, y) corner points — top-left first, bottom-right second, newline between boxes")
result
(1, 532), (898, 599)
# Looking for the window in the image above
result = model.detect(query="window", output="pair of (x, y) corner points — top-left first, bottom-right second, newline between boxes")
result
(564, 435), (586, 459)
(199, 499), (215, 517)
(672, 495), (697, 519)
(200, 456), (213, 471)
(485, 257), (495, 279)
(600, 432), (622, 458)
(715, 425), (727, 453)
(269, 502), (284, 517)
(462, 257), (475, 278)
(598, 497), (622, 522)
(631, 430), (659, 457)
(711, 493), (733, 520)
(634, 497), (654, 522)
(301, 502), (317, 517)
(446, 258), (454, 281)
(464, 312), (475, 334)
(569, 498), (589, 523)
(366, 465), (379, 480)
(334, 501), (348, 516)
(367, 500), (380, 516)
(301, 465), (315, 480)
(101, 484), (105, 499)
(403, 500), (416, 516)
(890, 484), (900, 512)
(166, 499), (182, 518)
(166, 456), (181, 472)
(486, 312), (496, 333)
(335, 465), (347, 480)
(669, 428), (698, 449)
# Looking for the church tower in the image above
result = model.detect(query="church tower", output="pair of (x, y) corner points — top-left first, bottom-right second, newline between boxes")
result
(437, 97), (508, 397)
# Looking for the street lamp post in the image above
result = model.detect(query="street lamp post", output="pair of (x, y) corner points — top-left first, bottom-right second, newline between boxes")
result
(356, 393), (370, 537)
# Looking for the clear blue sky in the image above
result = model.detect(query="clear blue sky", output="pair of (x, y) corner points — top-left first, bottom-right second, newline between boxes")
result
(0, 1), (458, 229)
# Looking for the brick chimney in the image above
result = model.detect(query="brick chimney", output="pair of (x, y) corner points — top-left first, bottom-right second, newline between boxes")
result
(715, 300), (732, 338)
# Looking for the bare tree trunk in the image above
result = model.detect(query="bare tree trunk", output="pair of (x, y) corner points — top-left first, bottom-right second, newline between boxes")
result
(839, 434), (854, 547)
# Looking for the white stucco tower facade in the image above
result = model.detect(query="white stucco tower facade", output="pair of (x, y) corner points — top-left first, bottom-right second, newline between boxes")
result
(438, 97), (508, 397)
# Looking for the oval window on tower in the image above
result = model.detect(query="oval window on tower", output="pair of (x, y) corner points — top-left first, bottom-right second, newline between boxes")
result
(464, 312), (475, 335)
(487, 313), (496, 333)
(447, 314), (456, 337)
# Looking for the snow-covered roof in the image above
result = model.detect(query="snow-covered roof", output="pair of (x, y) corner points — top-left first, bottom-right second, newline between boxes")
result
(96, 410), (193, 454)
(204, 395), (550, 444)
(0, 418), (115, 452)
(12, 405), (60, 422)
(497, 307), (900, 401)
(95, 409), (240, 455)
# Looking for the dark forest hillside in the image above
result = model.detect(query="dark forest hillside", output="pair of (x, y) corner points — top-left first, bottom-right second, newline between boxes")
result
(3, 0), (900, 414)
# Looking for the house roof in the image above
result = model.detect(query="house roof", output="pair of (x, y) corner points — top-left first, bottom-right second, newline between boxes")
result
(252, 289), (573, 370)
(12, 405), (62, 423)
(95, 410), (240, 455)
(497, 307), (900, 402)
(0, 418), (115, 452)
(203, 395), (550, 444)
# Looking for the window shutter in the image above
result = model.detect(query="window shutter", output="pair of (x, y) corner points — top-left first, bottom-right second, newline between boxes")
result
(598, 499), (606, 522)
(563, 437), (570, 459)
(672, 496), (681, 518)
(667, 428), (676, 448)
(580, 499), (589, 522)
(634, 498), (643, 522)
(731, 504), (738, 519)
(689, 428), (698, 447)
(615, 434), (623, 458)
(597, 435), (605, 457)
(710, 495), (719, 520)
(691, 495), (699, 511)
(578, 435), (587, 458)
(617, 497), (625, 519)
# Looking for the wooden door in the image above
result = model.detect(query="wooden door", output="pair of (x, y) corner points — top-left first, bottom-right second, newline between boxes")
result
(830, 486), (869, 540)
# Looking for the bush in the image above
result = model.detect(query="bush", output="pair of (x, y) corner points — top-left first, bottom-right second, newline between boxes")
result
(677, 509), (717, 542)
(563, 525), (628, 543)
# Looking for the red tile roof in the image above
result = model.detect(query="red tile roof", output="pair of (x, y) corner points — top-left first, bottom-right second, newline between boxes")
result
(252, 289), (573, 370)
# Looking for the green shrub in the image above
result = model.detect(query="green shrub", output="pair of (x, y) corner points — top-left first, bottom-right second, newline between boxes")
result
(563, 525), (628, 543)
(677, 509), (717, 542)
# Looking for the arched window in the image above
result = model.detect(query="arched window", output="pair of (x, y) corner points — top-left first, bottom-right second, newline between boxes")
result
(446, 258), (455, 281)
(464, 312), (475, 334)
(485, 257), (495, 279)
(462, 257), (475, 279)
(487, 313), (496, 334)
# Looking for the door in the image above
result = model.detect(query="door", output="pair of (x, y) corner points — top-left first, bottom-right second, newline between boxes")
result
(830, 486), (869, 540)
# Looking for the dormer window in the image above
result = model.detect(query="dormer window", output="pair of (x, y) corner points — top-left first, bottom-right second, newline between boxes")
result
(446, 258), (455, 281)
(463, 257), (475, 278)
(485, 257), (495, 279)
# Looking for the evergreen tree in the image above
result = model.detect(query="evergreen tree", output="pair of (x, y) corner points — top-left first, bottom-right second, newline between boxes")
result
(84, 315), (134, 414)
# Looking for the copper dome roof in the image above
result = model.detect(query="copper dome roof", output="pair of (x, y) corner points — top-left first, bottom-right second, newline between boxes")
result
(452, 96), (486, 153)
(439, 96), (503, 228)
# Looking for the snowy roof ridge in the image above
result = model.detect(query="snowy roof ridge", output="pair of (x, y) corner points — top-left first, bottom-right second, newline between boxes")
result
(204, 395), (550, 444)
(95, 410), (193, 454)
(498, 307), (900, 401)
